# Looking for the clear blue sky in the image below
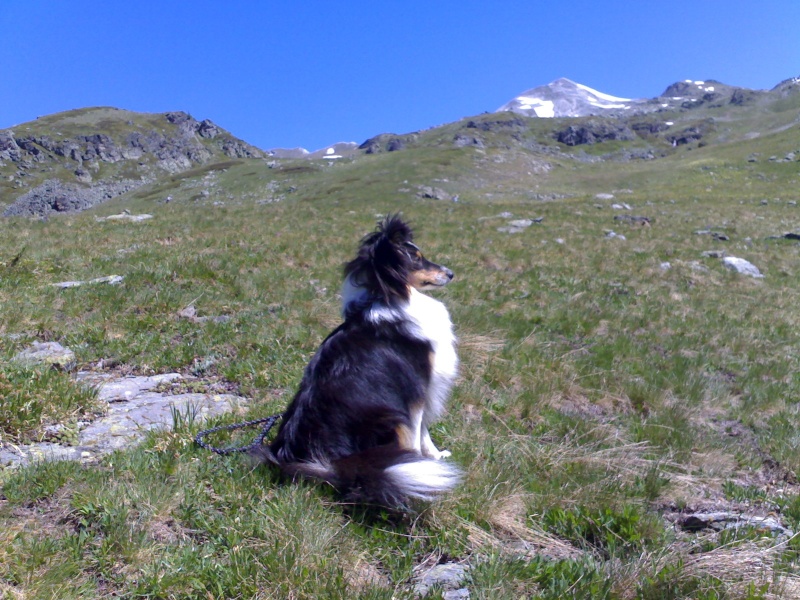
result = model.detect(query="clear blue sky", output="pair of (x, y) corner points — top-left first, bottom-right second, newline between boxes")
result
(2, 1), (798, 151)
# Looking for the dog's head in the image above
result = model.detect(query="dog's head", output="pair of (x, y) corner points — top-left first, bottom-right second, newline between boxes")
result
(344, 215), (454, 304)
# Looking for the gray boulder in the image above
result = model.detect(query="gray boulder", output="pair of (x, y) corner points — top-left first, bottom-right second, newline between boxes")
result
(722, 256), (763, 278)
(416, 185), (451, 201)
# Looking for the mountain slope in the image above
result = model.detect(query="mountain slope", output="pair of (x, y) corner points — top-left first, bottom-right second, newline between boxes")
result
(0, 107), (264, 216)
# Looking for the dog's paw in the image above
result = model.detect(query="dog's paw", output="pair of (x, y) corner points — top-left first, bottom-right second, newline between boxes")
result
(434, 449), (452, 460)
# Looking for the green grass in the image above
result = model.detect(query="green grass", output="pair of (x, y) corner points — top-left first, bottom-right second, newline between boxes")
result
(0, 365), (100, 444)
(3, 127), (800, 597)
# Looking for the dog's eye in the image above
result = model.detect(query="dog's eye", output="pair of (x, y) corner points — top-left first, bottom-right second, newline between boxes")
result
(404, 242), (423, 260)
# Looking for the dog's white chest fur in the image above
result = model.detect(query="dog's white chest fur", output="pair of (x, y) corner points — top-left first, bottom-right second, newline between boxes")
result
(341, 278), (458, 419)
(403, 289), (458, 419)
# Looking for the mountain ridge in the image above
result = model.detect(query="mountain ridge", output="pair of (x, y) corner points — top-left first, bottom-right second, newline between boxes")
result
(1, 75), (798, 217)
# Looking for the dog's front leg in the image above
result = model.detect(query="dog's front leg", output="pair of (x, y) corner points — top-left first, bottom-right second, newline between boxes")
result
(420, 424), (451, 459)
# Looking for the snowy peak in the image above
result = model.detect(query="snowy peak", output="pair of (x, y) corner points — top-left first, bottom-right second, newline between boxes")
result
(497, 78), (644, 118)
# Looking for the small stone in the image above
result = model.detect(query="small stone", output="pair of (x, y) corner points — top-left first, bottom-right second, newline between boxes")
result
(614, 215), (650, 226)
(722, 256), (764, 278)
(413, 563), (470, 597)
(416, 185), (451, 201)
(177, 305), (198, 320)
(53, 275), (123, 289)
(13, 341), (76, 371)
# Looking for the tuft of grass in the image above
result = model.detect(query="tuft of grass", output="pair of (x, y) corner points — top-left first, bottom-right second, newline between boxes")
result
(0, 364), (101, 444)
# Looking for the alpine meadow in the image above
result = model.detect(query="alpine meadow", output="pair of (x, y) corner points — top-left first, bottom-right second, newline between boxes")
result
(2, 77), (800, 598)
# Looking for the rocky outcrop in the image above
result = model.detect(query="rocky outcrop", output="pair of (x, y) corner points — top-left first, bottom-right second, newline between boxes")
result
(0, 131), (22, 161)
(465, 116), (528, 131)
(452, 134), (485, 148)
(730, 88), (758, 106)
(665, 121), (715, 146)
(2, 178), (147, 218)
(4, 113), (262, 170)
(359, 133), (416, 154)
(555, 121), (637, 146)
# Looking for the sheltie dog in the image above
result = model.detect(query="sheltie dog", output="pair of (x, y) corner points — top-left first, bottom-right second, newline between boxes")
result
(265, 215), (460, 507)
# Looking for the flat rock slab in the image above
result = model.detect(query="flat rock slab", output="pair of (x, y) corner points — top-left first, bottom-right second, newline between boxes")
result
(0, 373), (249, 468)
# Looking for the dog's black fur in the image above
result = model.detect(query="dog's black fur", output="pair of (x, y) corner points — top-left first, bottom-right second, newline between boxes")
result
(265, 215), (460, 507)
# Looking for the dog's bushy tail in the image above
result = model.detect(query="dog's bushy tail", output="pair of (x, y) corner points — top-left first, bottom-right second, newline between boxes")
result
(279, 446), (461, 508)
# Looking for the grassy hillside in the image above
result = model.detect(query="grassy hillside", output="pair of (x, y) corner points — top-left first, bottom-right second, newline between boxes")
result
(0, 107), (263, 214)
(2, 94), (800, 597)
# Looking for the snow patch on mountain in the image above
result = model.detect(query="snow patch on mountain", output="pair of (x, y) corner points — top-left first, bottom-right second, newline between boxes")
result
(686, 79), (716, 93)
(516, 98), (555, 118)
(575, 82), (631, 106)
(497, 78), (644, 118)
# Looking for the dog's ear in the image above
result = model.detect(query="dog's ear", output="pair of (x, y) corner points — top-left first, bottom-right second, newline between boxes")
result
(344, 215), (415, 304)
(370, 226), (409, 302)
(379, 214), (414, 245)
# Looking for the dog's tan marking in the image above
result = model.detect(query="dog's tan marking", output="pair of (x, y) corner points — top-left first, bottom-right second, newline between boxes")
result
(395, 423), (416, 451)
(408, 266), (451, 290)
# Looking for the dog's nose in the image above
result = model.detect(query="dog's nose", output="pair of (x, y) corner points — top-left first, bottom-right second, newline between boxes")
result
(444, 267), (454, 280)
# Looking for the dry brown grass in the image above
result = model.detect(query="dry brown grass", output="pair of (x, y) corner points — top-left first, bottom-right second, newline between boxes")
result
(683, 537), (800, 599)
